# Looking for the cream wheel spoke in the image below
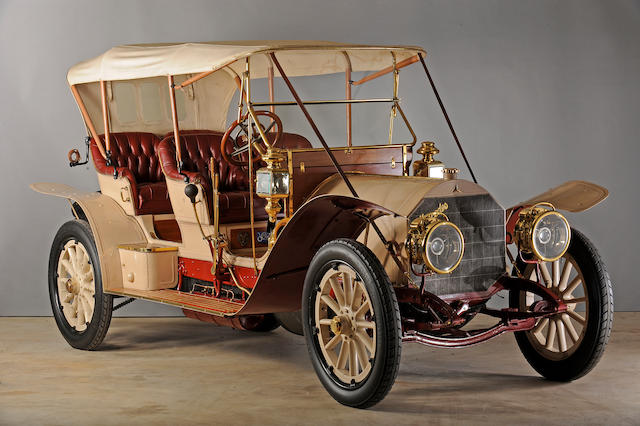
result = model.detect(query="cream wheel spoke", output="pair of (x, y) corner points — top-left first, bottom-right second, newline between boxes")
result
(336, 342), (349, 369)
(328, 277), (346, 308)
(556, 319), (568, 352)
(532, 317), (549, 336)
(348, 340), (357, 376)
(354, 338), (369, 371)
(60, 259), (74, 277)
(564, 297), (586, 305)
(559, 260), (573, 292)
(356, 320), (375, 330)
(539, 263), (552, 288)
(356, 330), (374, 353)
(355, 300), (371, 319)
(351, 281), (364, 310)
(545, 319), (557, 350)
(325, 334), (341, 351)
(318, 318), (333, 326)
(567, 310), (586, 325)
(342, 271), (353, 308)
(552, 260), (560, 287)
(561, 313), (579, 343)
(321, 295), (341, 315)
(562, 276), (582, 298)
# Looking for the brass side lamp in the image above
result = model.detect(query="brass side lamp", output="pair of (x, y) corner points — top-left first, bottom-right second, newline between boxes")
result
(255, 147), (290, 228)
(413, 141), (444, 178)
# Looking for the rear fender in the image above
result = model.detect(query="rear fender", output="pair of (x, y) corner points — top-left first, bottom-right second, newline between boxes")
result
(236, 194), (400, 315)
(31, 182), (147, 291)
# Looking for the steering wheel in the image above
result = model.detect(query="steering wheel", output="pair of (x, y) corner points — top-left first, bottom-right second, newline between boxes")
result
(221, 110), (283, 167)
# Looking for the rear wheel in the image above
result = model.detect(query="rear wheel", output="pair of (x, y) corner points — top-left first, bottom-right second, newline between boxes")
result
(49, 220), (113, 350)
(510, 228), (613, 381)
(302, 239), (401, 408)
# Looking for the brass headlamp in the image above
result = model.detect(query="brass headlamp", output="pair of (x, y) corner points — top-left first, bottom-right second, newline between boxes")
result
(405, 203), (464, 274)
(513, 203), (571, 262)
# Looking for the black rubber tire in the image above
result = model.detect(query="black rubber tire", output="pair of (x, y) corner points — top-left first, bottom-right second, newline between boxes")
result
(274, 311), (304, 336)
(510, 228), (613, 381)
(302, 239), (401, 408)
(49, 220), (113, 350)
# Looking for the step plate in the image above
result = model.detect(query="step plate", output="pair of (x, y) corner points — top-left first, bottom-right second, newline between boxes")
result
(107, 288), (244, 316)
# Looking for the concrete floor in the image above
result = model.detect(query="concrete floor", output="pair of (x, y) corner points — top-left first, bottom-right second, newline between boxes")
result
(0, 314), (638, 425)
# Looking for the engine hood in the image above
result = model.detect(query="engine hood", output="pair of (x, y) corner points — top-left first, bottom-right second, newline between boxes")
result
(308, 173), (495, 217)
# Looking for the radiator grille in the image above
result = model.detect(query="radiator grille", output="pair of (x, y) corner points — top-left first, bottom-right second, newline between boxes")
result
(409, 194), (505, 296)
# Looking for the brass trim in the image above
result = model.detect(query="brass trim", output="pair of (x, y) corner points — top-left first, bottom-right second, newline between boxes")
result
(288, 143), (410, 154)
(405, 203), (465, 274)
(245, 62), (258, 272)
(287, 149), (294, 216)
(118, 244), (178, 253)
(531, 211), (571, 262)
(420, 221), (465, 274)
(251, 98), (395, 107)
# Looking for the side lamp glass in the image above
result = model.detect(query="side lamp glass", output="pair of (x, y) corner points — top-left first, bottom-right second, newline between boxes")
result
(256, 168), (290, 197)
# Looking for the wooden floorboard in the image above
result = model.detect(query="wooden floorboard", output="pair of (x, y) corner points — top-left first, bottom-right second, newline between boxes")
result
(108, 288), (244, 315)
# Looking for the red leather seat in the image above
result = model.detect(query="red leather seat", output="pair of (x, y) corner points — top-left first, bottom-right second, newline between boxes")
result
(90, 132), (172, 215)
(158, 130), (312, 224)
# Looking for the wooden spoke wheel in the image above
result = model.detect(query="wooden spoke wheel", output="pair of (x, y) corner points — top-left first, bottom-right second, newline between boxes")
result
(315, 264), (376, 384)
(302, 239), (401, 408)
(49, 220), (113, 350)
(510, 228), (613, 381)
(57, 240), (96, 332)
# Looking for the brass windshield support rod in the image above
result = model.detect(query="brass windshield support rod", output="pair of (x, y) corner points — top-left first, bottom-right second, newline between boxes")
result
(251, 99), (394, 107)
(244, 59), (259, 272)
(388, 52), (398, 145)
(342, 51), (353, 147)
(269, 52), (408, 276)
(418, 53), (478, 184)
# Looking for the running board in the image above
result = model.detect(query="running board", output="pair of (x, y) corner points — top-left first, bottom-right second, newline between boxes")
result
(107, 288), (244, 316)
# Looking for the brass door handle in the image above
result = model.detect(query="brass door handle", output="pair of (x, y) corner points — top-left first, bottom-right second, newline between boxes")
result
(120, 187), (131, 202)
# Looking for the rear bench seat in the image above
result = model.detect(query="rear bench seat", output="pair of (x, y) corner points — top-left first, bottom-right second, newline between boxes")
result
(158, 130), (311, 224)
(90, 132), (172, 215)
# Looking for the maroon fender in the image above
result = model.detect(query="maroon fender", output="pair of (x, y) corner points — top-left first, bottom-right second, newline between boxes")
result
(235, 194), (399, 315)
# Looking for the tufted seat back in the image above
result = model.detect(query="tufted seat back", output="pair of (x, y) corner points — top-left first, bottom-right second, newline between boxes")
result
(90, 132), (172, 215)
(158, 130), (250, 192)
(91, 132), (164, 184)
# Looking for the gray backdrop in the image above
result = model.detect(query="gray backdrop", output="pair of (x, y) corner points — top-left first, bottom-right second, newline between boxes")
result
(1, 0), (638, 316)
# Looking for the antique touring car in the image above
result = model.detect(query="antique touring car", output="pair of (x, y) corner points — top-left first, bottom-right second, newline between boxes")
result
(33, 41), (613, 408)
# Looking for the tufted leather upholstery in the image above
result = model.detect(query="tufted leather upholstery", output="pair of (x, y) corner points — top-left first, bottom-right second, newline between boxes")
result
(158, 130), (312, 224)
(90, 132), (172, 215)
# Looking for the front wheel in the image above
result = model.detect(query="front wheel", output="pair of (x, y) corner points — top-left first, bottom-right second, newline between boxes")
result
(510, 228), (613, 381)
(302, 239), (401, 408)
(49, 220), (113, 350)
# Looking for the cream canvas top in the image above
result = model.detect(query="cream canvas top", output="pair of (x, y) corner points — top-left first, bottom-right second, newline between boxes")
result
(70, 41), (425, 136)
(67, 41), (425, 84)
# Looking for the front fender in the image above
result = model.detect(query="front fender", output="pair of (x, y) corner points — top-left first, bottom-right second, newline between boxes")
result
(236, 194), (400, 315)
(31, 182), (147, 291)
(512, 180), (609, 213)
